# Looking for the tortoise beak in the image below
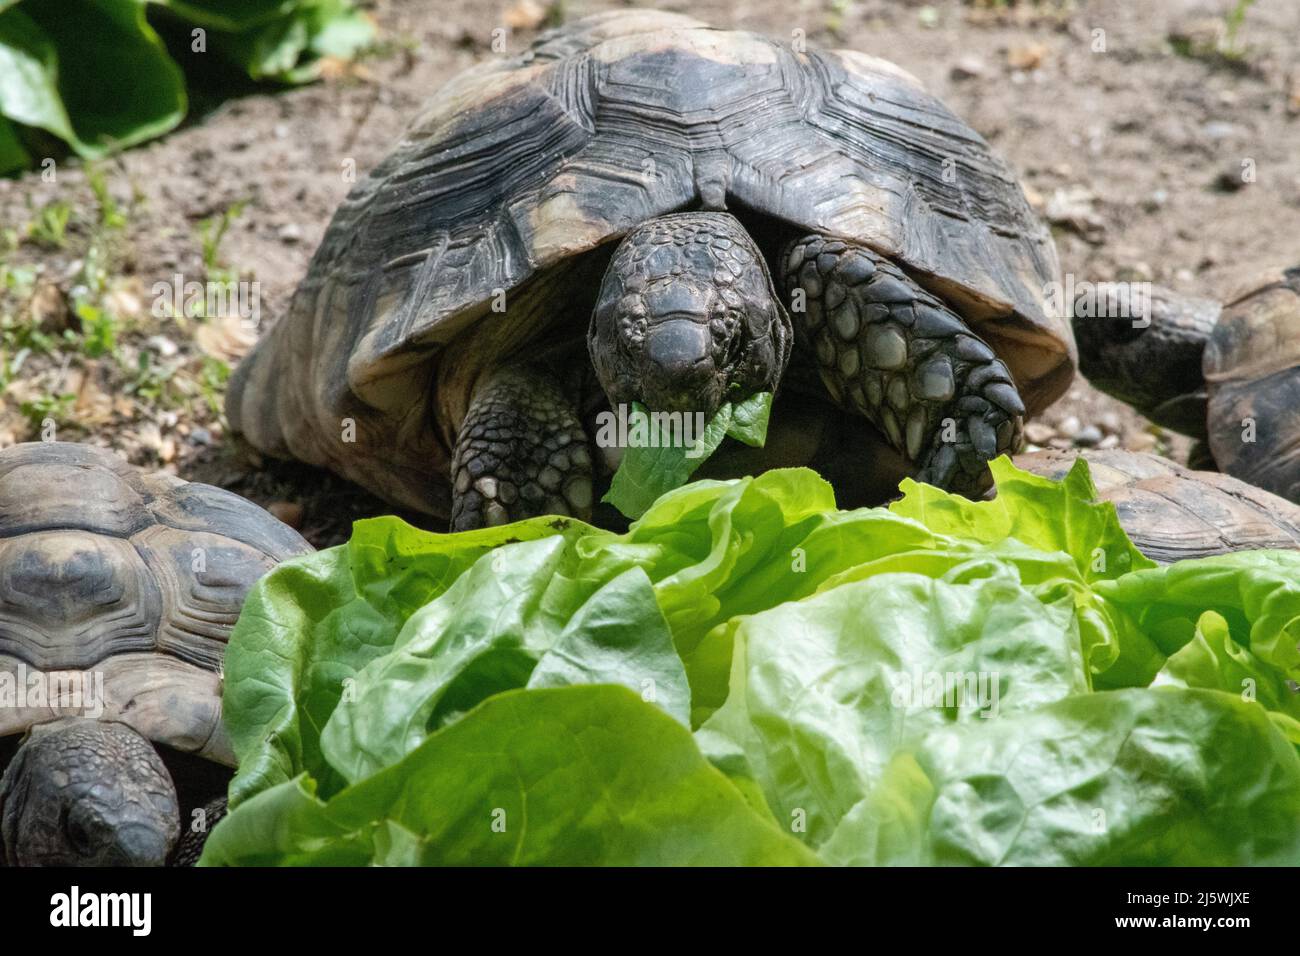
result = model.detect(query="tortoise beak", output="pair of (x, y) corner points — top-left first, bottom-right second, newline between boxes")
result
(106, 822), (174, 867)
(642, 318), (723, 415)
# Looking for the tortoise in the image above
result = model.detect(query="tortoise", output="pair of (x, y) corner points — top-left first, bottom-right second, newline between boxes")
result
(1073, 266), (1300, 502)
(227, 9), (1075, 531)
(1015, 447), (1300, 563)
(0, 442), (311, 866)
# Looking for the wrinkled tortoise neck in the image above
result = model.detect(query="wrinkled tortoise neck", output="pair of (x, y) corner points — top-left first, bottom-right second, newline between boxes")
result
(0, 718), (179, 867)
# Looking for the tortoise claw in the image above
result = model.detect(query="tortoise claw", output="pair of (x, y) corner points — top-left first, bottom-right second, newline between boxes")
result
(781, 236), (1024, 497)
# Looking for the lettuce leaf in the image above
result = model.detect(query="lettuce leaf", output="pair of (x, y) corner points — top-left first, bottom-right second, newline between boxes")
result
(209, 457), (1300, 866)
(603, 392), (773, 519)
(0, 0), (186, 171)
(203, 686), (817, 866)
(1097, 549), (1300, 677)
(824, 688), (1300, 866)
(222, 513), (597, 805)
(320, 555), (688, 785)
(696, 568), (1088, 849)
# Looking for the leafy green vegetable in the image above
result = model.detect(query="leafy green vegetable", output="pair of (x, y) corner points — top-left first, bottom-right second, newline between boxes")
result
(823, 687), (1300, 866)
(891, 457), (1153, 583)
(696, 568), (1088, 849)
(207, 457), (1300, 866)
(0, 0), (185, 171)
(203, 686), (817, 867)
(603, 392), (773, 519)
(0, 0), (371, 174)
(891, 456), (1164, 688)
(222, 513), (592, 805)
(1158, 610), (1300, 745)
(163, 0), (374, 82)
(321, 554), (688, 785)
(1098, 549), (1300, 676)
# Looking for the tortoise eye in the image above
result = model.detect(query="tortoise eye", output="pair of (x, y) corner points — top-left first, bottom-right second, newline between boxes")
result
(711, 316), (742, 365)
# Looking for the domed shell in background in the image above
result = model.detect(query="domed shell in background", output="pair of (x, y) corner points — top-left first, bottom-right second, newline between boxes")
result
(227, 9), (1071, 517)
(1015, 447), (1300, 563)
(0, 442), (311, 765)
(1204, 266), (1300, 503)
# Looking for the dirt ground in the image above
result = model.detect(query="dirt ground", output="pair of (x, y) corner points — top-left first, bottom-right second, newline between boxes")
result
(0, 0), (1297, 546)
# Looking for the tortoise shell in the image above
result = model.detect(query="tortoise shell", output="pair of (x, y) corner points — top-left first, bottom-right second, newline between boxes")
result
(1204, 266), (1300, 502)
(228, 9), (1071, 517)
(1014, 447), (1300, 562)
(0, 442), (311, 765)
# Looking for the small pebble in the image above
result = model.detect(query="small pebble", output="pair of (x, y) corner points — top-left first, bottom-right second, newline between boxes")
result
(278, 222), (303, 243)
(1055, 415), (1081, 440)
(189, 427), (212, 446)
(1200, 121), (1237, 141)
(950, 56), (985, 81)
(147, 335), (179, 358)
(1142, 189), (1168, 212)
(1125, 432), (1158, 453)
(1024, 422), (1055, 445)
(1074, 425), (1103, 447)
(268, 501), (304, 529)
(1214, 164), (1250, 192)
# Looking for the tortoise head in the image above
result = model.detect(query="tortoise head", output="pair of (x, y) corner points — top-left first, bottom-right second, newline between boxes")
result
(588, 212), (792, 418)
(1072, 284), (1220, 439)
(0, 719), (179, 866)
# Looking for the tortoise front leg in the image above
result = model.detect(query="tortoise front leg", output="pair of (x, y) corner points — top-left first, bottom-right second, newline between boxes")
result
(450, 364), (594, 530)
(781, 236), (1024, 496)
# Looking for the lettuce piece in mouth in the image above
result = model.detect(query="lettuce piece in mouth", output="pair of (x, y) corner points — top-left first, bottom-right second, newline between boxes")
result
(209, 457), (1300, 866)
(602, 392), (773, 519)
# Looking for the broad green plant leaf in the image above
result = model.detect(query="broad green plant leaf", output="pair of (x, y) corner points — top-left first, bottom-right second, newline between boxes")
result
(203, 687), (818, 866)
(603, 392), (773, 519)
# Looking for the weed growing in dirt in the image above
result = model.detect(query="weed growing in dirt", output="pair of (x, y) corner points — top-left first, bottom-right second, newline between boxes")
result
(26, 200), (72, 249)
(1222, 0), (1258, 60)
(0, 163), (243, 459)
(19, 390), (76, 432)
(1168, 0), (1258, 69)
(197, 200), (249, 291)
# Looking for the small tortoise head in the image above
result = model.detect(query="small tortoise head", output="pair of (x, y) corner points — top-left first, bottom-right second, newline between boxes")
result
(588, 213), (792, 418)
(0, 719), (179, 866)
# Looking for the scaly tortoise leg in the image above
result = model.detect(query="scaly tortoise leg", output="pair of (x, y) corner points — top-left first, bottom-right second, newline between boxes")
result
(450, 364), (594, 530)
(781, 236), (1024, 496)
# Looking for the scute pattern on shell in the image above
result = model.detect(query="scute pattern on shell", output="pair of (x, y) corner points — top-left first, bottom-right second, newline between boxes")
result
(0, 443), (311, 765)
(226, 9), (1069, 517)
(1015, 448), (1300, 563)
(1204, 267), (1300, 503)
